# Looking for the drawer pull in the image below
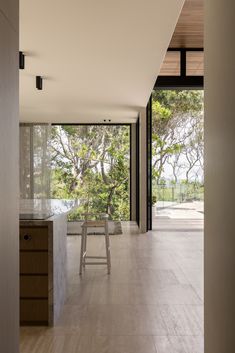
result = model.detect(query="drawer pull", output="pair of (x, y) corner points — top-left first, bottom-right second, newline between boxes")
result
(23, 234), (32, 241)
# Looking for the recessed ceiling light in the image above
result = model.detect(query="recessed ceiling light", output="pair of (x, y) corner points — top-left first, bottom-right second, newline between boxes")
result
(36, 76), (43, 90)
(19, 51), (25, 70)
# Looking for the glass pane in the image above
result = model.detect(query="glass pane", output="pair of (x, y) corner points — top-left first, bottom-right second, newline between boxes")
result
(159, 51), (181, 76)
(20, 124), (51, 199)
(50, 125), (130, 221)
(186, 51), (204, 76)
(151, 89), (204, 217)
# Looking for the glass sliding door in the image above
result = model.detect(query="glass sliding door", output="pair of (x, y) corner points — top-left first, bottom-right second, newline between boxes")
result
(151, 90), (204, 219)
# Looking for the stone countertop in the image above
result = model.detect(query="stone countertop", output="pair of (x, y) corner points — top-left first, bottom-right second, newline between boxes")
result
(20, 199), (78, 219)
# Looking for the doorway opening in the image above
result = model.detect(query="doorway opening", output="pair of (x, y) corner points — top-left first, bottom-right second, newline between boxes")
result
(151, 90), (204, 223)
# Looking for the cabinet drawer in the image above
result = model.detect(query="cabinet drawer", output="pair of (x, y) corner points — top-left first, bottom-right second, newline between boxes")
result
(20, 275), (48, 298)
(20, 252), (48, 274)
(20, 299), (48, 324)
(20, 227), (48, 250)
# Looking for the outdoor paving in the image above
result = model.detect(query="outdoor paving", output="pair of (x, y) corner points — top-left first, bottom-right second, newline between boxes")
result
(155, 201), (204, 220)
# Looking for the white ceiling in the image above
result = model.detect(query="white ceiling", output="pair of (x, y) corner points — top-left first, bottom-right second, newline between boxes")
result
(20, 0), (184, 123)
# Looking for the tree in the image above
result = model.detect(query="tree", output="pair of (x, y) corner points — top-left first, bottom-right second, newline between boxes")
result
(152, 90), (204, 184)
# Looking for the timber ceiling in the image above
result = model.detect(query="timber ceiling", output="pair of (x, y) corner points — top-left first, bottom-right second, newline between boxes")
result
(160, 0), (204, 77)
(170, 0), (204, 48)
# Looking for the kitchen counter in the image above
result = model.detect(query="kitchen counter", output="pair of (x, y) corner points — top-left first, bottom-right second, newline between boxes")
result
(19, 199), (78, 326)
(20, 198), (78, 218)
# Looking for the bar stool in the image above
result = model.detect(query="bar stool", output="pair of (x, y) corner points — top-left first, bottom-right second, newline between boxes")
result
(79, 213), (111, 275)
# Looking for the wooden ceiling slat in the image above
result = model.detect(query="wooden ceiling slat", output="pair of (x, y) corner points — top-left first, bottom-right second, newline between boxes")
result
(170, 0), (203, 48)
(159, 0), (204, 79)
(160, 51), (180, 76)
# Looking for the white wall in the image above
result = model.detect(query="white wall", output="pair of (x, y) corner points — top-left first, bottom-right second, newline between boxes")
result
(0, 0), (19, 352)
(205, 0), (235, 351)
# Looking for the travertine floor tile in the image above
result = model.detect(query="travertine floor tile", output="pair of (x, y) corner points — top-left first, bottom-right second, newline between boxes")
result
(20, 219), (203, 353)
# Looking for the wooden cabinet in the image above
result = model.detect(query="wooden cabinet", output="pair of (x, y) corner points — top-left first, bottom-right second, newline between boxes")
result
(20, 252), (48, 274)
(20, 214), (67, 326)
(20, 225), (52, 325)
(20, 226), (49, 250)
(20, 300), (49, 323)
(20, 276), (49, 297)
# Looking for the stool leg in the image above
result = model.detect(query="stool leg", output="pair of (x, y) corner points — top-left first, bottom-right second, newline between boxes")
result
(83, 227), (87, 268)
(104, 221), (111, 274)
(79, 228), (85, 275)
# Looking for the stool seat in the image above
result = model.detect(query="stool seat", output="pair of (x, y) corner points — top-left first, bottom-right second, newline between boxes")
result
(79, 213), (111, 275)
(82, 220), (106, 228)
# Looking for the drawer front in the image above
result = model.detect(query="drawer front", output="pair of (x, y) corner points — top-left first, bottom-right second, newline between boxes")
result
(20, 276), (48, 298)
(20, 226), (48, 250)
(20, 299), (48, 324)
(20, 252), (48, 274)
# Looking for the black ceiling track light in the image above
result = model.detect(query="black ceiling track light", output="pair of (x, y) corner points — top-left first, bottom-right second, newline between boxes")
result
(36, 76), (43, 90)
(19, 51), (25, 69)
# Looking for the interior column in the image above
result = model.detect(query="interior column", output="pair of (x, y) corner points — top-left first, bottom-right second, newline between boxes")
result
(139, 108), (147, 233)
(205, 0), (235, 351)
(0, 0), (19, 352)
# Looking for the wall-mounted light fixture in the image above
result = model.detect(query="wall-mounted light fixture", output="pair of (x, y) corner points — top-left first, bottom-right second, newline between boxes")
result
(19, 51), (25, 69)
(36, 76), (43, 90)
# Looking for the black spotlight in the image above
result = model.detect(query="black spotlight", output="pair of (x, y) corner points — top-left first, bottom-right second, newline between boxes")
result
(36, 76), (43, 90)
(19, 51), (25, 69)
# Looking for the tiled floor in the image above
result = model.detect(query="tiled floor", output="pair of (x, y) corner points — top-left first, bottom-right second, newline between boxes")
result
(20, 219), (204, 353)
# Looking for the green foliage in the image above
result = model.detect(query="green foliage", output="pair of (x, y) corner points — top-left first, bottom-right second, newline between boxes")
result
(50, 125), (130, 220)
(153, 90), (203, 114)
(152, 90), (204, 183)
